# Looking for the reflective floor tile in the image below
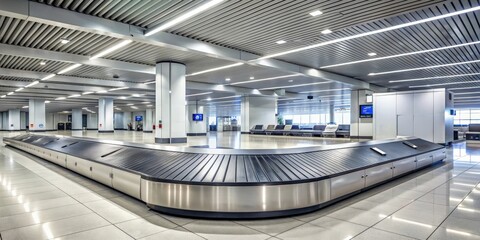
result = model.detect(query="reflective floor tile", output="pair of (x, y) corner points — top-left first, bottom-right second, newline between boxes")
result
(139, 227), (204, 240)
(234, 218), (304, 236)
(115, 217), (177, 239)
(53, 225), (134, 240)
(374, 216), (437, 239)
(429, 227), (480, 240)
(183, 220), (270, 240)
(0, 196), (78, 216)
(0, 212), (110, 240)
(307, 216), (367, 238)
(327, 207), (387, 227)
(352, 228), (416, 240)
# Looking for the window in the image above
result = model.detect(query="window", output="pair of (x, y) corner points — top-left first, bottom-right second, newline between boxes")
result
(453, 109), (480, 126)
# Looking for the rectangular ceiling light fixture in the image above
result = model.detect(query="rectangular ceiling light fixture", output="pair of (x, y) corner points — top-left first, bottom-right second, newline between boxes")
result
(369, 59), (480, 76)
(259, 81), (330, 90)
(58, 64), (82, 75)
(68, 94), (81, 98)
(187, 63), (244, 76)
(388, 73), (480, 83)
(90, 40), (133, 60)
(299, 88), (351, 93)
(109, 87), (129, 91)
(15, 88), (24, 92)
(145, 0), (224, 36)
(409, 80), (480, 88)
(257, 6), (480, 60)
(230, 74), (301, 85)
(186, 92), (213, 97)
(55, 97), (66, 100)
(96, 90), (108, 93)
(202, 95), (242, 101)
(25, 81), (39, 88)
(41, 74), (56, 81)
(322, 40), (480, 69)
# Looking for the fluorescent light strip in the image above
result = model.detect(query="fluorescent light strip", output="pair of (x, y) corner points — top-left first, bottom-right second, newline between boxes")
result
(187, 63), (244, 76)
(109, 87), (129, 91)
(96, 90), (108, 93)
(389, 73), (480, 83)
(230, 74), (301, 85)
(90, 40), (132, 60)
(370, 59), (480, 76)
(144, 81), (155, 85)
(67, 94), (81, 98)
(55, 97), (66, 100)
(7, 92), (14, 95)
(82, 92), (93, 95)
(0, 95), (6, 98)
(41, 74), (56, 81)
(323, 40), (480, 69)
(259, 81), (330, 90)
(15, 88), (24, 92)
(299, 88), (350, 93)
(186, 92), (212, 97)
(257, 6), (480, 60)
(203, 95), (242, 101)
(58, 64), (82, 75)
(409, 80), (480, 88)
(145, 0), (224, 36)
(25, 81), (39, 88)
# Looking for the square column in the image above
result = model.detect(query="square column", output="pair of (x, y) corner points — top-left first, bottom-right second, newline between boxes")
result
(98, 98), (114, 133)
(2, 112), (8, 130)
(86, 113), (97, 130)
(241, 96), (276, 133)
(144, 109), (153, 133)
(155, 62), (187, 143)
(72, 109), (83, 131)
(186, 101), (207, 136)
(8, 109), (20, 131)
(28, 100), (46, 132)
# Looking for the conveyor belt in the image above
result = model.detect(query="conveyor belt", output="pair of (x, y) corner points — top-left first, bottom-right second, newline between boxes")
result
(4, 134), (446, 219)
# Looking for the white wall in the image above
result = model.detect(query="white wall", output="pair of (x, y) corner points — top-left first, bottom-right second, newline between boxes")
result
(122, 112), (132, 129)
(87, 113), (97, 130)
(46, 113), (54, 130)
(350, 90), (373, 137)
(241, 96), (276, 132)
(114, 112), (124, 129)
(186, 104), (207, 135)
(2, 112), (8, 130)
(8, 109), (21, 130)
(20, 111), (27, 130)
(373, 88), (453, 144)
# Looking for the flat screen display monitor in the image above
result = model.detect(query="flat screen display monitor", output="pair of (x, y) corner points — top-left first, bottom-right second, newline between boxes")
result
(450, 109), (456, 116)
(192, 114), (203, 121)
(360, 105), (373, 118)
(135, 116), (143, 121)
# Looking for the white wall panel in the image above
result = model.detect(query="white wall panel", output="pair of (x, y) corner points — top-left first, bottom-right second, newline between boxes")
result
(373, 94), (397, 140)
(413, 92), (434, 141)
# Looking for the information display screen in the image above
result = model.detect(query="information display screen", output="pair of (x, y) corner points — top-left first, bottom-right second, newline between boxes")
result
(360, 105), (373, 118)
(135, 116), (143, 121)
(192, 114), (203, 121)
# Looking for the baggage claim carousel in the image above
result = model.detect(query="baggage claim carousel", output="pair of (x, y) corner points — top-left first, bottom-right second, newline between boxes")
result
(3, 134), (446, 219)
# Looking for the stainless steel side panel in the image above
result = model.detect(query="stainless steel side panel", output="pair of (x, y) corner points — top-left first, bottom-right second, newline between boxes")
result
(365, 163), (393, 187)
(433, 149), (446, 162)
(141, 179), (330, 212)
(393, 157), (416, 177)
(91, 162), (112, 187)
(112, 169), (141, 199)
(330, 170), (365, 199)
(66, 156), (91, 177)
(416, 153), (433, 168)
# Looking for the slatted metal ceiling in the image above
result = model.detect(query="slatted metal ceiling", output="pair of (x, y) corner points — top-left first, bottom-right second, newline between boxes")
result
(0, 54), (71, 73)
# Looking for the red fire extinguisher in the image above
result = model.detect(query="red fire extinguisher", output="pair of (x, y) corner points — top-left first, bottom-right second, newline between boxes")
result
(158, 120), (162, 129)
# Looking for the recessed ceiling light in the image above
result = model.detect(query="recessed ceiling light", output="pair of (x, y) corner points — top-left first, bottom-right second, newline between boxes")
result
(22, 106), (28, 108)
(57, 64), (82, 75)
(321, 29), (332, 35)
(68, 94), (81, 98)
(257, 6), (480, 60)
(7, 92), (14, 95)
(55, 97), (66, 100)
(25, 81), (39, 88)
(368, 52), (377, 56)
(82, 92), (93, 95)
(41, 74), (56, 81)
(90, 40), (133, 60)
(369, 59), (480, 76)
(225, 78), (231, 81)
(130, 106), (138, 109)
(276, 40), (286, 44)
(230, 74), (301, 85)
(309, 10), (323, 16)
(39, 61), (46, 65)
(249, 77), (254, 80)
(15, 88), (24, 92)
(145, 0), (224, 36)
(187, 63), (244, 76)
(44, 100), (51, 103)
(60, 38), (70, 44)
(127, 103), (134, 106)
(288, 80), (293, 82)
(0, 95), (6, 98)
(96, 90), (108, 93)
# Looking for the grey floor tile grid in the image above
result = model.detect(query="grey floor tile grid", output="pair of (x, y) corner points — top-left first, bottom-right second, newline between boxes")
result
(1, 140), (480, 239)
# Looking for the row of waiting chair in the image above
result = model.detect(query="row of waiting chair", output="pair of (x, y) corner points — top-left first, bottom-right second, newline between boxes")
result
(250, 124), (350, 137)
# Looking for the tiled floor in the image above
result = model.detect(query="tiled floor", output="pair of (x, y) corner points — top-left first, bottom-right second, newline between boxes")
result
(1, 132), (480, 239)
(47, 130), (359, 149)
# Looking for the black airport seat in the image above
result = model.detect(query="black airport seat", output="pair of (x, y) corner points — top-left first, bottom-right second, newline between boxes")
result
(312, 124), (326, 136)
(250, 125), (265, 134)
(271, 125), (286, 135)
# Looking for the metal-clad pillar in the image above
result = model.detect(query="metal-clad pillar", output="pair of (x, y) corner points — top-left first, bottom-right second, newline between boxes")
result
(98, 98), (114, 133)
(72, 109), (82, 131)
(28, 99), (46, 132)
(8, 109), (20, 131)
(155, 62), (187, 143)
(144, 109), (153, 133)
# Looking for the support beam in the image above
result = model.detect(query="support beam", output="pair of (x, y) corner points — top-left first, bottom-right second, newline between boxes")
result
(0, 0), (370, 89)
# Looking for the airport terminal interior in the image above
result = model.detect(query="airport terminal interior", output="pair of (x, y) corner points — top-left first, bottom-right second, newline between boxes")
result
(3, 0), (480, 239)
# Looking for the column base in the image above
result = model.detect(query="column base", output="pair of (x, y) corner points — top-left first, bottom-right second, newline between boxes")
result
(98, 130), (114, 133)
(187, 133), (207, 136)
(155, 137), (187, 144)
(143, 130), (153, 133)
(29, 130), (46, 132)
(86, 128), (98, 130)
(71, 129), (83, 131)
(241, 131), (250, 134)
